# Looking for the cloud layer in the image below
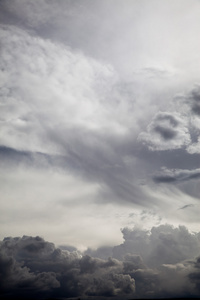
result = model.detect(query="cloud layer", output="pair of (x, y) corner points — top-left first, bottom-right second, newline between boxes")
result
(1, 224), (200, 299)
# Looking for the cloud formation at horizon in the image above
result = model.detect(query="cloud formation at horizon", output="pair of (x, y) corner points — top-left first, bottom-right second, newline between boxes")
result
(1, 224), (200, 299)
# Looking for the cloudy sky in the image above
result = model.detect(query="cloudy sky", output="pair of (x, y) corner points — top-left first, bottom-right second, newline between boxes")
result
(0, 0), (200, 298)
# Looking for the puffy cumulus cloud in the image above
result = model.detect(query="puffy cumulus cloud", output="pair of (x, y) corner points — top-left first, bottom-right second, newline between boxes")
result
(138, 84), (200, 154)
(2, 224), (200, 299)
(79, 256), (135, 297)
(0, 238), (60, 299)
(85, 224), (200, 298)
(138, 111), (191, 151)
(0, 236), (135, 299)
(88, 224), (200, 269)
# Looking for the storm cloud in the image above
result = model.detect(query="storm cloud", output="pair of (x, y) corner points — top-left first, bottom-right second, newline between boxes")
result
(1, 224), (200, 299)
(0, 235), (135, 299)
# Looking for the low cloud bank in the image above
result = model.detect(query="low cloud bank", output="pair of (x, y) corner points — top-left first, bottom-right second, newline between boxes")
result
(0, 236), (134, 299)
(1, 224), (200, 299)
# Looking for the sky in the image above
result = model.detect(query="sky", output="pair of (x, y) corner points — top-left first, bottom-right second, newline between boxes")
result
(0, 0), (200, 299)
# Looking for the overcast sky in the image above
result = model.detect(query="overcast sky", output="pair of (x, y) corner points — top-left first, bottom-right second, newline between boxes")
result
(0, 0), (200, 299)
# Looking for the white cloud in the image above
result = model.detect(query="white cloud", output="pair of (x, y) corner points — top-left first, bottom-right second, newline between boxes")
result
(187, 137), (200, 154)
(0, 25), (123, 155)
(0, 163), (129, 249)
(138, 83), (200, 154)
(138, 111), (191, 151)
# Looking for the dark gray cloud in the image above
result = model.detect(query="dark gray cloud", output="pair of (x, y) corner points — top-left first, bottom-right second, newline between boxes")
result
(0, 237), (60, 299)
(179, 204), (194, 210)
(190, 85), (200, 116)
(153, 113), (179, 140)
(188, 256), (200, 293)
(86, 224), (200, 298)
(189, 84), (200, 105)
(1, 225), (200, 299)
(154, 124), (177, 140)
(192, 103), (200, 116)
(155, 112), (179, 127)
(0, 236), (135, 299)
(191, 87), (200, 103)
(153, 168), (200, 184)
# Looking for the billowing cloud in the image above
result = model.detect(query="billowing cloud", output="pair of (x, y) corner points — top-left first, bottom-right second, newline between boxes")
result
(86, 224), (200, 298)
(139, 85), (200, 154)
(1, 224), (200, 299)
(112, 224), (200, 268)
(0, 235), (135, 299)
(138, 111), (191, 151)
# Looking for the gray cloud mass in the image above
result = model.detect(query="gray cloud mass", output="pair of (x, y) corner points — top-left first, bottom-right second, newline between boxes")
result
(153, 168), (200, 184)
(1, 224), (200, 299)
